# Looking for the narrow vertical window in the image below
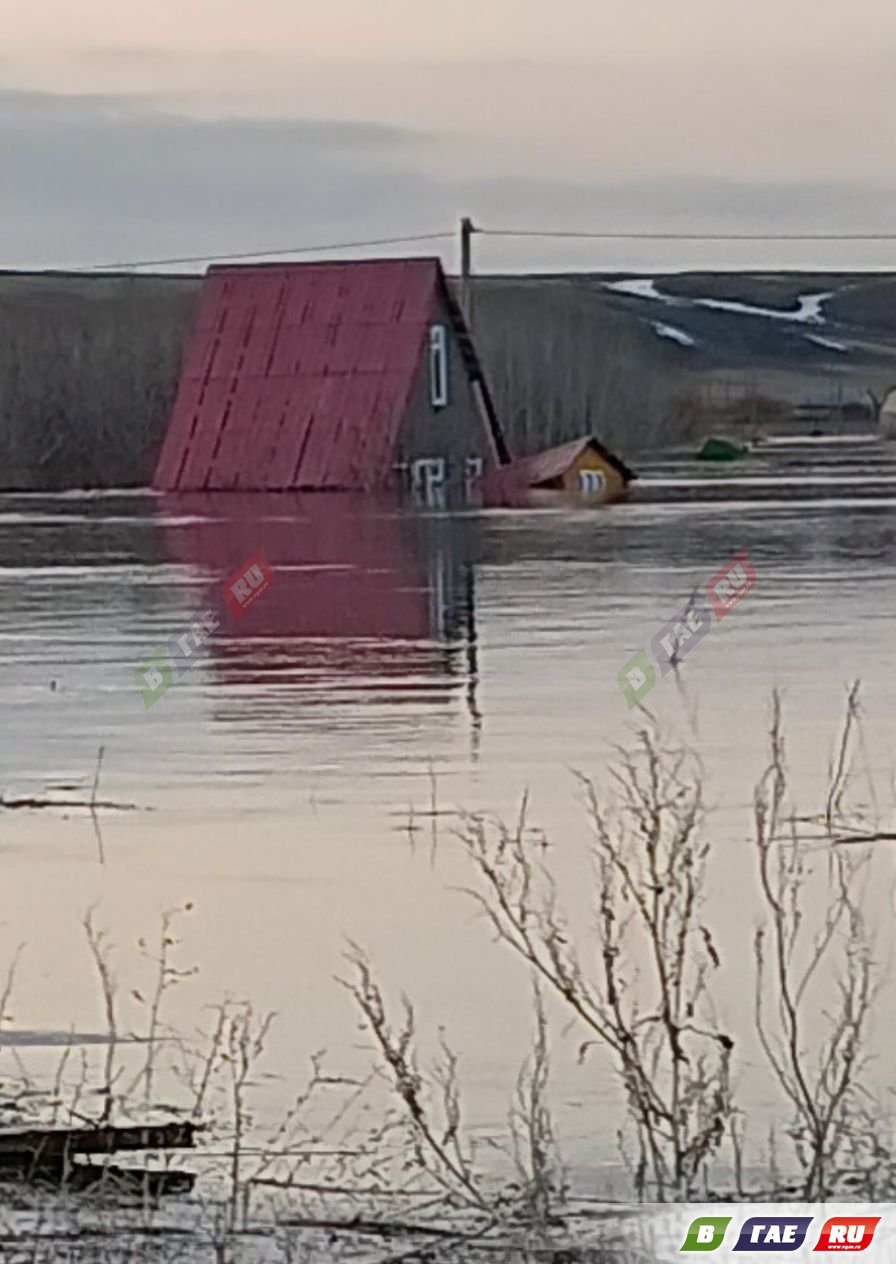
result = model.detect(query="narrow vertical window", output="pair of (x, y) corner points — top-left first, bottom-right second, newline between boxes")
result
(429, 324), (448, 409)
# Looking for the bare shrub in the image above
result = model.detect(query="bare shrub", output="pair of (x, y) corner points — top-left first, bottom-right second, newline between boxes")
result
(457, 729), (732, 1202)
(341, 946), (492, 1217)
(0, 275), (197, 490)
(468, 278), (679, 457)
(667, 387), (792, 443)
(83, 911), (120, 1126)
(752, 689), (878, 1199)
(339, 947), (575, 1260)
(506, 984), (567, 1236)
(128, 906), (198, 1109)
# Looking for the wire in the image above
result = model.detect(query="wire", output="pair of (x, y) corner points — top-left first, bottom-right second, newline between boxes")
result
(79, 231), (455, 273)
(480, 228), (896, 243)
(67, 223), (896, 274)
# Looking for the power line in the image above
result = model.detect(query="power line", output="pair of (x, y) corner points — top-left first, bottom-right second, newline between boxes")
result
(481, 228), (896, 243)
(66, 222), (896, 275)
(79, 231), (455, 273)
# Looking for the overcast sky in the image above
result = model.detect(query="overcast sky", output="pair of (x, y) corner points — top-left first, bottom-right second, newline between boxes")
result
(4, 0), (896, 271)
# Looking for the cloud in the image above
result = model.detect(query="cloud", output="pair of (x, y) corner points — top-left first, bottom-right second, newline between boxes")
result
(0, 87), (140, 112)
(0, 89), (419, 143)
(0, 91), (439, 266)
(2, 90), (896, 271)
(74, 45), (216, 66)
(463, 174), (896, 231)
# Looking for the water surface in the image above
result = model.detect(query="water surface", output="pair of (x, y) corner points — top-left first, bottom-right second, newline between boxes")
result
(2, 438), (895, 1185)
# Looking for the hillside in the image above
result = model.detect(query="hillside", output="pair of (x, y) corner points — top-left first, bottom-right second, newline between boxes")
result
(585, 271), (896, 413)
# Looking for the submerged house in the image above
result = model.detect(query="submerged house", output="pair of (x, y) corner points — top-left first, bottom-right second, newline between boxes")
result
(153, 258), (509, 495)
(483, 436), (636, 505)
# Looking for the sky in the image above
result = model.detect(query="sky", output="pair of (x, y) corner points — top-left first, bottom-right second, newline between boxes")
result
(3, 0), (896, 271)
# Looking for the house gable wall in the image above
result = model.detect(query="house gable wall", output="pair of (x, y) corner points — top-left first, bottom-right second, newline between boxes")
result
(559, 447), (627, 497)
(396, 287), (496, 490)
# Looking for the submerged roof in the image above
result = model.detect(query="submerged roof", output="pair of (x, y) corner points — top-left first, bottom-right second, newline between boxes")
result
(492, 436), (637, 489)
(153, 257), (506, 492)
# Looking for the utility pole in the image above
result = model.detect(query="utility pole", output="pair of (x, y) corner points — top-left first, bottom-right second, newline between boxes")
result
(460, 216), (476, 323)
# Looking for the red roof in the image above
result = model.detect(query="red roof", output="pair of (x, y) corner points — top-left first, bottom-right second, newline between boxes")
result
(153, 257), (497, 492)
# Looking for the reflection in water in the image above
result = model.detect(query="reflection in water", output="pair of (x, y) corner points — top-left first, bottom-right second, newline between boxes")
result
(156, 493), (482, 750)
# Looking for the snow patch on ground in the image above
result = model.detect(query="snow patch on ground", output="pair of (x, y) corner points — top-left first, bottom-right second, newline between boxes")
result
(755, 434), (879, 447)
(805, 333), (849, 353)
(796, 292), (834, 323)
(652, 321), (696, 347)
(695, 292), (833, 325)
(606, 279), (834, 327)
(605, 278), (668, 302)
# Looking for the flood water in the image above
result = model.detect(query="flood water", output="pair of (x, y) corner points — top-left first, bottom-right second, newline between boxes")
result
(2, 437), (896, 1189)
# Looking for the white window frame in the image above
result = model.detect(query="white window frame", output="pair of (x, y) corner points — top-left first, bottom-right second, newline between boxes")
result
(578, 469), (606, 494)
(429, 324), (449, 409)
(411, 457), (446, 502)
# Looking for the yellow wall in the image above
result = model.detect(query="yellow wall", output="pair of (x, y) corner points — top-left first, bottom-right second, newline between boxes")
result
(561, 447), (627, 498)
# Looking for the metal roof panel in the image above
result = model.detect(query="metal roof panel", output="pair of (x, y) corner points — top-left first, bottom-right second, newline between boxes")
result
(153, 257), (461, 491)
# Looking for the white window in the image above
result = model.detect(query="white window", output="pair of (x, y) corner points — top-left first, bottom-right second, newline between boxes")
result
(411, 458), (446, 504)
(429, 324), (448, 409)
(578, 469), (606, 495)
(464, 456), (484, 483)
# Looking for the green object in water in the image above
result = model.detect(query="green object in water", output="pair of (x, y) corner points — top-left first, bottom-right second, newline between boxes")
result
(697, 437), (749, 461)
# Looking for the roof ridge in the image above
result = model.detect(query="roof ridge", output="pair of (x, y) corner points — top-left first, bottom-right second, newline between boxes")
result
(207, 256), (444, 275)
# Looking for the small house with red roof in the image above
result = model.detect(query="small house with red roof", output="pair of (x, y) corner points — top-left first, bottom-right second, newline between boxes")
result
(482, 435), (636, 506)
(153, 257), (509, 497)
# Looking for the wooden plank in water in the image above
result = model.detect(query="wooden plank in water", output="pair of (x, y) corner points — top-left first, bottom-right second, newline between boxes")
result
(0, 1121), (198, 1167)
